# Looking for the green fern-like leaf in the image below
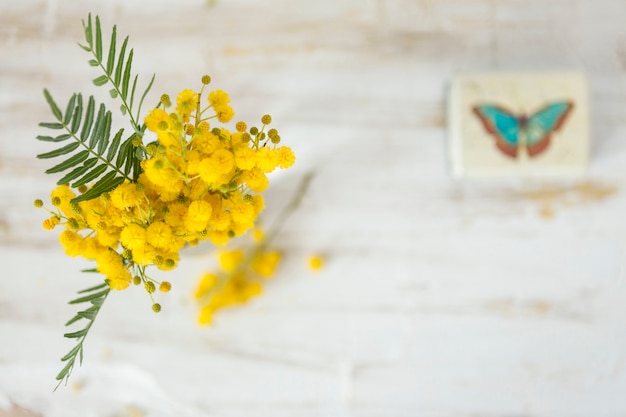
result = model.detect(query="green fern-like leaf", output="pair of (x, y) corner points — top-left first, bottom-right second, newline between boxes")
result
(80, 14), (155, 133)
(55, 282), (110, 390)
(37, 89), (137, 203)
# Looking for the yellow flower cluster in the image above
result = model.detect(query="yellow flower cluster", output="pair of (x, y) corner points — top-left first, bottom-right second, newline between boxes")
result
(194, 228), (282, 325)
(38, 78), (295, 309)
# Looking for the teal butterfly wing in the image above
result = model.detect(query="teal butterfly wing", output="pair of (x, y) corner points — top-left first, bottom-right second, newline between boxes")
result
(525, 101), (574, 157)
(472, 105), (521, 158)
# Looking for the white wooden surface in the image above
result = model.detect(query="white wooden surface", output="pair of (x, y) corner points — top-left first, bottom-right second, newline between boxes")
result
(2, 0), (626, 416)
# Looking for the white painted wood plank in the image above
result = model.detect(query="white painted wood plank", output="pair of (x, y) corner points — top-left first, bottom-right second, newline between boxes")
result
(2, 0), (626, 416)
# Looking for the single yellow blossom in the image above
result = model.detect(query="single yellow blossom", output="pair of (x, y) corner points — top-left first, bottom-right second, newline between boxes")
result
(131, 243), (157, 266)
(110, 182), (145, 210)
(95, 250), (126, 279)
(95, 229), (120, 248)
(43, 216), (60, 230)
(215, 105), (235, 123)
(191, 131), (220, 155)
(184, 200), (213, 233)
(120, 223), (147, 251)
(229, 199), (256, 226)
(242, 167), (269, 192)
(146, 221), (173, 249)
(195, 272), (218, 300)
(251, 228), (265, 243)
(144, 108), (170, 132)
(308, 254), (324, 271)
(59, 230), (84, 257)
(159, 281), (172, 292)
(198, 305), (216, 325)
(208, 230), (230, 246)
(176, 89), (198, 119)
(164, 203), (187, 228)
(81, 237), (107, 260)
(106, 269), (132, 290)
(197, 157), (221, 185)
(255, 147), (280, 173)
(252, 250), (281, 278)
(211, 209), (232, 231)
(218, 249), (244, 273)
(208, 89), (230, 107)
(234, 146), (256, 170)
(277, 146), (296, 169)
(210, 149), (235, 174)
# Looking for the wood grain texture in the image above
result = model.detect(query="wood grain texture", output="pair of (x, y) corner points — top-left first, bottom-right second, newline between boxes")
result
(2, 0), (626, 416)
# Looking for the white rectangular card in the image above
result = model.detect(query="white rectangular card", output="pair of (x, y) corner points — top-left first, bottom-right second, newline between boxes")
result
(448, 71), (590, 177)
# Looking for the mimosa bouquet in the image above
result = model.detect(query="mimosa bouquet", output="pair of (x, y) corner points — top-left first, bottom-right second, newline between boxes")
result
(34, 14), (298, 388)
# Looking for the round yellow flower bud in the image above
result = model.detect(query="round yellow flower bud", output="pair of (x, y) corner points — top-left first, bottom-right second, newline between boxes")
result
(67, 218), (80, 230)
(145, 281), (156, 293)
(235, 121), (247, 132)
(160, 94), (171, 107)
(42, 216), (60, 230)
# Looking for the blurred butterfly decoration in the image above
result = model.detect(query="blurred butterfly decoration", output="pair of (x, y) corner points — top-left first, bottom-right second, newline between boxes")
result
(472, 101), (574, 158)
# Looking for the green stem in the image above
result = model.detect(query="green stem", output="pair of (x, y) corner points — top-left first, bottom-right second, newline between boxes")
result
(199, 172), (314, 301)
(256, 172), (313, 254)
(93, 59), (141, 132)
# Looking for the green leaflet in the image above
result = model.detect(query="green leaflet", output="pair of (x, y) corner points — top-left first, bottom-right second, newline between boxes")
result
(68, 288), (110, 304)
(37, 142), (80, 159)
(43, 88), (62, 120)
(72, 171), (125, 203)
(45, 150), (89, 174)
(56, 158), (97, 185)
(36, 134), (70, 142)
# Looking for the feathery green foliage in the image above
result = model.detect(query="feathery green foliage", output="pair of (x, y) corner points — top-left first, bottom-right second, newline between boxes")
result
(37, 90), (139, 203)
(38, 14), (154, 388)
(80, 14), (155, 133)
(37, 13), (153, 204)
(55, 281), (110, 390)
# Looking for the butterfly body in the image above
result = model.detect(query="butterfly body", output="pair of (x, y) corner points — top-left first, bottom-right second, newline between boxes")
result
(472, 101), (574, 158)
